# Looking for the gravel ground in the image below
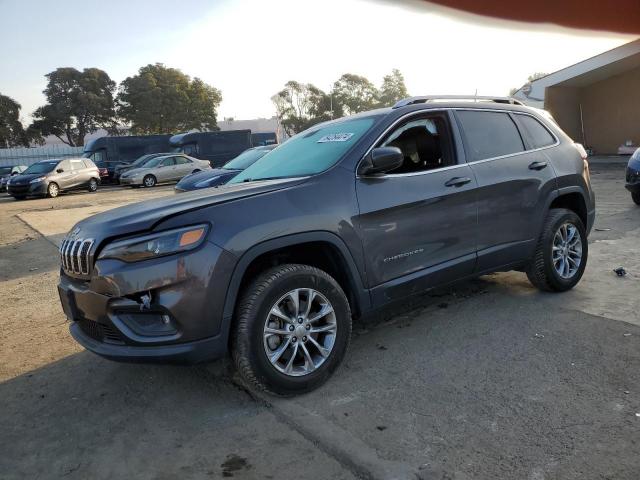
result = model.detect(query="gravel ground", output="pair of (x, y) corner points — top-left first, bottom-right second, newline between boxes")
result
(0, 166), (638, 479)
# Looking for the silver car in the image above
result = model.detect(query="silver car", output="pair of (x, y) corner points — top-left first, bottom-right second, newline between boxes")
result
(119, 154), (211, 187)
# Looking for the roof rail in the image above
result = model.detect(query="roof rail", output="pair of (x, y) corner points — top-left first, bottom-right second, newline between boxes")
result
(392, 95), (524, 108)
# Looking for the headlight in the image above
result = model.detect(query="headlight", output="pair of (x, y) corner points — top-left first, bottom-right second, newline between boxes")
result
(30, 176), (45, 184)
(98, 224), (209, 262)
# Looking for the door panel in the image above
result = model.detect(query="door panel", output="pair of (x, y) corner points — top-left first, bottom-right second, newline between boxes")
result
(455, 110), (558, 270)
(55, 161), (76, 189)
(469, 152), (556, 269)
(355, 164), (478, 297)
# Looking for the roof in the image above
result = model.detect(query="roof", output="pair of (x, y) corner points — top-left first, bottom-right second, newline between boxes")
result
(513, 38), (640, 107)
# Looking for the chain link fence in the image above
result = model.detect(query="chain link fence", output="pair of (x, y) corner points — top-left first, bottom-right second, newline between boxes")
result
(0, 145), (84, 167)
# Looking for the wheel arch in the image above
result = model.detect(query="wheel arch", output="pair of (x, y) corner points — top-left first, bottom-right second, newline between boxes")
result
(547, 188), (588, 228)
(222, 232), (371, 327)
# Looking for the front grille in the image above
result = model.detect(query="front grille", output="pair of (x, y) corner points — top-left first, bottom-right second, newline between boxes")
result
(78, 319), (125, 345)
(60, 238), (94, 275)
(8, 184), (29, 194)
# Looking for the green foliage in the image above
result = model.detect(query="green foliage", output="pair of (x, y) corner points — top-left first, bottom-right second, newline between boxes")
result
(273, 70), (409, 135)
(117, 64), (222, 135)
(378, 69), (409, 107)
(30, 68), (116, 146)
(271, 81), (336, 137)
(0, 93), (33, 147)
(332, 73), (380, 115)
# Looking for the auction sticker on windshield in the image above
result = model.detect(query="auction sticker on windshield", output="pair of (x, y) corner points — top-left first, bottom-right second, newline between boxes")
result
(317, 133), (354, 143)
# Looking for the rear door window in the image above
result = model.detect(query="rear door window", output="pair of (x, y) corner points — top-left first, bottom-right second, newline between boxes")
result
(513, 114), (556, 149)
(70, 159), (85, 171)
(175, 156), (191, 165)
(456, 110), (525, 161)
(162, 157), (176, 167)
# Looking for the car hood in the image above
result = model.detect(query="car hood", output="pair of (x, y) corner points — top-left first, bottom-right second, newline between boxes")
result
(73, 177), (308, 241)
(175, 168), (239, 190)
(121, 167), (149, 176)
(7, 173), (46, 185)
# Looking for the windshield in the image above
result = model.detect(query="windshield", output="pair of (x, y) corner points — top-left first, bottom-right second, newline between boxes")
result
(223, 148), (271, 170)
(230, 117), (376, 183)
(0, 167), (13, 175)
(131, 154), (155, 167)
(24, 162), (58, 174)
(142, 157), (166, 168)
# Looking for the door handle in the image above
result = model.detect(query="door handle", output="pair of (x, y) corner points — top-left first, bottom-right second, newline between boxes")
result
(528, 160), (548, 170)
(444, 177), (472, 187)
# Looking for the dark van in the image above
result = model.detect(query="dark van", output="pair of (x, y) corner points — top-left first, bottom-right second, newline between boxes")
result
(251, 132), (278, 146)
(169, 130), (252, 168)
(83, 135), (172, 181)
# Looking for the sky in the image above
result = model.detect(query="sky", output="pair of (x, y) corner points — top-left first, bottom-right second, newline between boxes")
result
(0, 0), (635, 124)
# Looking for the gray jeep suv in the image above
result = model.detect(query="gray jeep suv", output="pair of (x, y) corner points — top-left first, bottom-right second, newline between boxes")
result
(57, 96), (595, 395)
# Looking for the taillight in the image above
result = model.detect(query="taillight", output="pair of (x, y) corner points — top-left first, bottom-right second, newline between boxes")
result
(573, 143), (588, 161)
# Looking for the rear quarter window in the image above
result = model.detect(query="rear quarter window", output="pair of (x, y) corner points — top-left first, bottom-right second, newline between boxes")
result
(456, 110), (525, 161)
(513, 114), (556, 149)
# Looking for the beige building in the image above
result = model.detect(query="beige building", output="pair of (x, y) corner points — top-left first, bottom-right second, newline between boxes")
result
(514, 39), (640, 155)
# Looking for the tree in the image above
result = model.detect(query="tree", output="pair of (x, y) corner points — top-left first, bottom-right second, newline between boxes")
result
(0, 93), (31, 147)
(117, 64), (222, 134)
(331, 74), (379, 115)
(30, 68), (116, 146)
(510, 72), (548, 96)
(378, 69), (409, 107)
(272, 81), (335, 136)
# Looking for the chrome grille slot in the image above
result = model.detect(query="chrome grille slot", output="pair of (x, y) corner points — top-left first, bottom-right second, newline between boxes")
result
(59, 238), (94, 275)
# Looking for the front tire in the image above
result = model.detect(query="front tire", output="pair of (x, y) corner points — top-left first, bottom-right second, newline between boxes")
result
(143, 175), (156, 188)
(232, 264), (352, 396)
(47, 182), (59, 198)
(632, 191), (640, 206)
(526, 208), (588, 292)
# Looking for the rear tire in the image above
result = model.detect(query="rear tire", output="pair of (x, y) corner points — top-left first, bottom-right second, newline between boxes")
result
(143, 175), (156, 188)
(88, 178), (98, 192)
(13, 196), (26, 201)
(526, 208), (588, 292)
(192, 169), (201, 174)
(232, 264), (351, 396)
(47, 182), (59, 198)
(632, 191), (640, 206)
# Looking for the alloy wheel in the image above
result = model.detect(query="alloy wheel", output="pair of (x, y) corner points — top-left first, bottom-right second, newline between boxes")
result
(263, 288), (337, 377)
(552, 222), (582, 279)
(48, 183), (59, 198)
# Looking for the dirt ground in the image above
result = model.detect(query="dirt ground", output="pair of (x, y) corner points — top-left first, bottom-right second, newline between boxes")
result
(1, 166), (639, 479)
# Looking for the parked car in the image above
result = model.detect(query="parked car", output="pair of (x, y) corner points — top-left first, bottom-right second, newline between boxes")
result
(625, 147), (640, 205)
(118, 154), (211, 187)
(8, 157), (100, 199)
(113, 153), (170, 183)
(175, 145), (277, 192)
(58, 96), (595, 395)
(0, 165), (27, 192)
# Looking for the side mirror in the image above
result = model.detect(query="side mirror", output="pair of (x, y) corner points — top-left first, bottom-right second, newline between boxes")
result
(359, 147), (404, 176)
(56, 168), (64, 173)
